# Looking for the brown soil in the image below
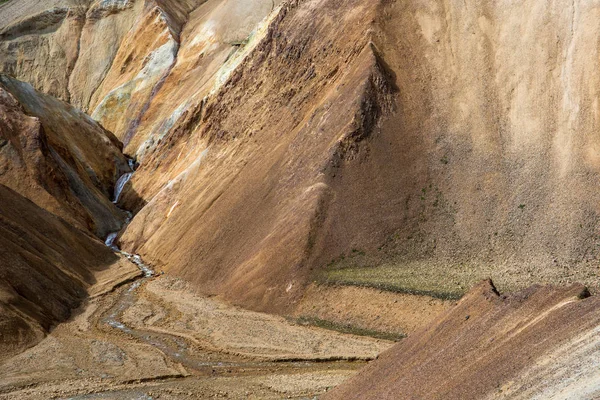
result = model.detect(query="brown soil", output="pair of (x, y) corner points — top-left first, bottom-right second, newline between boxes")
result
(5, 0), (600, 315)
(324, 280), (600, 400)
(0, 76), (129, 236)
(0, 272), (391, 399)
(294, 283), (453, 337)
(0, 184), (138, 361)
(2, 0), (600, 397)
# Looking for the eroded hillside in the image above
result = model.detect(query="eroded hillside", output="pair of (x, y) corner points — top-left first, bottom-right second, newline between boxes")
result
(2, 0), (600, 397)
(0, 76), (130, 236)
(325, 280), (600, 399)
(0, 184), (139, 361)
(116, 0), (600, 311)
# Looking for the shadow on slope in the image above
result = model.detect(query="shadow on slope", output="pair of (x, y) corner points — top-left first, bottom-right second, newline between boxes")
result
(0, 184), (120, 361)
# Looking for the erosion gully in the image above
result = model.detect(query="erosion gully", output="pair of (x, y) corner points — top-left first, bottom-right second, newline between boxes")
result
(99, 161), (341, 379)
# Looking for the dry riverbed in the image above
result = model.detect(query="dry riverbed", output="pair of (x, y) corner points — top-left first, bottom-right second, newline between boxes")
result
(0, 255), (391, 399)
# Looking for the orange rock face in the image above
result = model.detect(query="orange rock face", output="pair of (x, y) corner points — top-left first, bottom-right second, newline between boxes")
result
(3, 0), (600, 397)
(3, 0), (600, 360)
(116, 0), (388, 312)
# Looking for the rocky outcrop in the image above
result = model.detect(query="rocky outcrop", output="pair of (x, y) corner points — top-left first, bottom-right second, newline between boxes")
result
(0, 0), (68, 29)
(89, 3), (180, 145)
(323, 280), (600, 399)
(67, 0), (144, 111)
(0, 0), (283, 157)
(0, 75), (129, 236)
(0, 6), (83, 102)
(89, 0), (281, 158)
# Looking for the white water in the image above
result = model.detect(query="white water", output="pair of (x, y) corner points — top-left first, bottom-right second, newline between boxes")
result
(110, 158), (136, 204)
(113, 172), (133, 204)
(105, 232), (118, 248)
(120, 252), (154, 277)
(104, 158), (155, 278)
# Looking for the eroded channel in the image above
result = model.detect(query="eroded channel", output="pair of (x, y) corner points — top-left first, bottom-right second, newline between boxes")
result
(100, 164), (351, 377)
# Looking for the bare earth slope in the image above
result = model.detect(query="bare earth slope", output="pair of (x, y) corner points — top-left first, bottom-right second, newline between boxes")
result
(324, 280), (600, 400)
(3, 0), (600, 322)
(0, 184), (137, 362)
(114, 0), (387, 312)
(3, 0), (600, 397)
(128, 0), (600, 307)
(0, 75), (129, 236)
(110, 0), (600, 311)
(313, 0), (600, 297)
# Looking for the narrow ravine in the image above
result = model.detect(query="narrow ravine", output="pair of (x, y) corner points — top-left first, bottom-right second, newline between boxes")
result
(105, 158), (138, 251)
(103, 159), (157, 317)
(0, 158), (387, 399)
(99, 164), (302, 374)
(0, 156), (383, 398)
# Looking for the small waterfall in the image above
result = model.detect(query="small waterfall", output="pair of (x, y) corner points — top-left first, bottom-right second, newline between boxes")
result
(113, 172), (133, 204)
(105, 232), (118, 248)
(104, 158), (134, 247)
(111, 157), (136, 204)
(103, 157), (154, 277)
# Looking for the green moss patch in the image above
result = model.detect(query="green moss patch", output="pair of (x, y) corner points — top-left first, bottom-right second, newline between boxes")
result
(292, 316), (406, 342)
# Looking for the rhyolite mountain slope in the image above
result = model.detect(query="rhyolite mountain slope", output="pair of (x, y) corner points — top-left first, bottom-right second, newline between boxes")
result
(0, 75), (138, 360)
(324, 280), (600, 399)
(0, 75), (130, 236)
(2, 0), (600, 313)
(0, 184), (138, 362)
(3, 0), (600, 397)
(120, 0), (600, 311)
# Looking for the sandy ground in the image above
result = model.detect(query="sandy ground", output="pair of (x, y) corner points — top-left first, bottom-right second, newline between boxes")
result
(295, 283), (454, 336)
(0, 258), (391, 400)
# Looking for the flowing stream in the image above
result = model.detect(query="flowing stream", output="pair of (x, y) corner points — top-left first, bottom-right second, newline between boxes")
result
(102, 160), (161, 340)
(99, 160), (348, 377)
(101, 163), (259, 372)
(112, 158), (135, 204)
